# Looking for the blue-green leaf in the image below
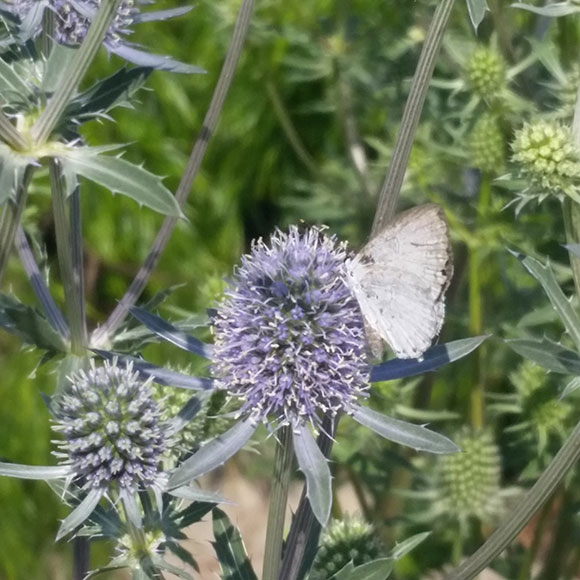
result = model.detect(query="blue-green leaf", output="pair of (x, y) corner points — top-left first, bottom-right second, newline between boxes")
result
(212, 508), (258, 580)
(0, 462), (70, 480)
(56, 487), (104, 541)
(512, 252), (580, 351)
(351, 405), (460, 454)
(370, 336), (488, 382)
(130, 306), (213, 358)
(512, 2), (580, 16)
(57, 148), (183, 217)
(506, 337), (580, 374)
(466, 0), (488, 30)
(333, 558), (394, 580)
(0, 144), (34, 205)
(0, 293), (68, 351)
(293, 423), (332, 526)
(168, 418), (258, 489)
(170, 485), (231, 505)
(389, 532), (431, 560)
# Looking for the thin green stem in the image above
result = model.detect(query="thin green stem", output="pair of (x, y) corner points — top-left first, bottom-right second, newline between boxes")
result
(0, 166), (34, 286)
(49, 160), (86, 352)
(92, 0), (255, 347)
(266, 81), (317, 175)
(444, 418), (580, 580)
(371, 0), (456, 235)
(262, 427), (294, 580)
(31, 0), (122, 145)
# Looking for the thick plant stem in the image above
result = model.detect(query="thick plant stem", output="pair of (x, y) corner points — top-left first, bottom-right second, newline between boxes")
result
(469, 175), (491, 431)
(0, 166), (34, 286)
(50, 161), (86, 352)
(445, 418), (580, 580)
(72, 538), (89, 580)
(280, 416), (335, 580)
(371, 0), (456, 235)
(263, 427), (294, 580)
(92, 0), (255, 347)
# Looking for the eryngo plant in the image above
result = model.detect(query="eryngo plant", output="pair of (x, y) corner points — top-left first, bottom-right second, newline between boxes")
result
(0, 0), (507, 578)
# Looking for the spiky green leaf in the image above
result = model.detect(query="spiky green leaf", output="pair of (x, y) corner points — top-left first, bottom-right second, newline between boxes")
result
(332, 558), (394, 580)
(512, 252), (580, 351)
(466, 0), (488, 30)
(351, 405), (460, 454)
(506, 337), (580, 374)
(212, 508), (258, 580)
(57, 148), (183, 217)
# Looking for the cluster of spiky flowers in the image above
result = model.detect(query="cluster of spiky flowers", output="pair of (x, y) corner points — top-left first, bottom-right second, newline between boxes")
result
(211, 226), (370, 429)
(309, 517), (384, 580)
(0, 0), (196, 71)
(436, 428), (503, 523)
(468, 112), (505, 174)
(465, 46), (506, 100)
(511, 120), (580, 206)
(52, 359), (168, 492)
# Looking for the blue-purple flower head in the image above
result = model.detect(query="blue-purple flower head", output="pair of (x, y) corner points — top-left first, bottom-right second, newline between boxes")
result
(52, 359), (168, 492)
(1, 0), (200, 72)
(212, 226), (370, 429)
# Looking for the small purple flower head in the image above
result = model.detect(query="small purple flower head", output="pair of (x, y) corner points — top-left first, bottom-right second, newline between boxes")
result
(52, 359), (168, 491)
(212, 227), (370, 428)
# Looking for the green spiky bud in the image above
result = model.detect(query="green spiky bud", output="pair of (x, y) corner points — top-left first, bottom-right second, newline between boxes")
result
(511, 120), (580, 199)
(509, 360), (548, 399)
(465, 47), (506, 100)
(156, 385), (231, 460)
(437, 429), (502, 522)
(469, 113), (505, 173)
(309, 517), (383, 580)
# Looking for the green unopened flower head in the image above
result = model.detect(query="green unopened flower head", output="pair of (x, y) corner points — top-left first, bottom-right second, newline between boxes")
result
(509, 360), (572, 448)
(511, 120), (580, 200)
(437, 428), (502, 522)
(465, 46), (506, 100)
(557, 66), (580, 118)
(469, 113), (505, 173)
(309, 517), (383, 580)
(52, 359), (168, 492)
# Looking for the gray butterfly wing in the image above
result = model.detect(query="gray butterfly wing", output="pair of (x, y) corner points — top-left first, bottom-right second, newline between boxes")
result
(346, 204), (452, 359)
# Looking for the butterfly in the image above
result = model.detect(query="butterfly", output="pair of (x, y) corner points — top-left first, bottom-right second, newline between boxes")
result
(345, 204), (453, 359)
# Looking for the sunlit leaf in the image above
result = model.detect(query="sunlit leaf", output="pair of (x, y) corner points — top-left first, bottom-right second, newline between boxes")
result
(333, 558), (394, 580)
(351, 405), (460, 454)
(466, 0), (488, 30)
(293, 422), (332, 526)
(56, 487), (104, 541)
(57, 148), (183, 217)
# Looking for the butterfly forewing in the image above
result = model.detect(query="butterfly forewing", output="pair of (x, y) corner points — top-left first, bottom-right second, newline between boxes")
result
(346, 204), (452, 359)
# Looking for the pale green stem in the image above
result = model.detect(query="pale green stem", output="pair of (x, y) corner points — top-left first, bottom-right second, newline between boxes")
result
(266, 81), (318, 175)
(262, 427), (294, 580)
(371, 0), (456, 235)
(49, 160), (86, 352)
(0, 166), (34, 285)
(445, 419), (580, 580)
(31, 0), (122, 145)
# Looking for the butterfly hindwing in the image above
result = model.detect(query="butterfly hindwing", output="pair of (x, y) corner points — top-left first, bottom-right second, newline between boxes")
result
(346, 204), (452, 359)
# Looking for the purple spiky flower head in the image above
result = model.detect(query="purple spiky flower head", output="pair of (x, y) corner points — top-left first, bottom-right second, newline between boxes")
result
(52, 359), (168, 492)
(212, 226), (370, 429)
(0, 0), (199, 73)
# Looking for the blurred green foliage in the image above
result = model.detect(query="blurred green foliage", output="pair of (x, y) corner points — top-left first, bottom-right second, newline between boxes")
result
(5, 0), (580, 577)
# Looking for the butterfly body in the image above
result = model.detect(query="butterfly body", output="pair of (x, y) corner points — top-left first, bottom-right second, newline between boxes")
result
(345, 204), (453, 359)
